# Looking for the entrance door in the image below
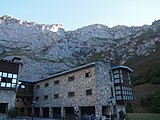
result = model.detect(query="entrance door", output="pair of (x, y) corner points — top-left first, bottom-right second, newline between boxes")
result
(0, 103), (8, 114)
(52, 107), (61, 118)
(65, 107), (74, 119)
(35, 107), (40, 117)
(42, 107), (49, 118)
(80, 106), (95, 117)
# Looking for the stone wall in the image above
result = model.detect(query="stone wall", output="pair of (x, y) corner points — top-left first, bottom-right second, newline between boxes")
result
(0, 114), (7, 120)
(94, 61), (115, 119)
(95, 61), (114, 106)
(34, 66), (97, 107)
(0, 90), (16, 110)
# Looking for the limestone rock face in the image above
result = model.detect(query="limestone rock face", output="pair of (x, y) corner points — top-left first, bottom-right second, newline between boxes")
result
(0, 15), (160, 81)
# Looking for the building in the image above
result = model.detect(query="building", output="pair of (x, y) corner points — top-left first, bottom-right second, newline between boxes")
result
(0, 58), (21, 115)
(0, 59), (133, 120)
(16, 61), (134, 120)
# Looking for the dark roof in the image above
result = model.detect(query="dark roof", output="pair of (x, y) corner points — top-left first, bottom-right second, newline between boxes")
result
(35, 62), (96, 83)
(111, 66), (133, 72)
(19, 80), (35, 83)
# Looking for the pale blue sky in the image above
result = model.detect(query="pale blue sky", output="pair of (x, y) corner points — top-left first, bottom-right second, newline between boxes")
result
(0, 0), (160, 30)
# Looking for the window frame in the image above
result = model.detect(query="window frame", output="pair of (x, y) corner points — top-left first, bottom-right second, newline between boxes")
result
(68, 76), (75, 82)
(54, 80), (59, 85)
(68, 92), (75, 97)
(86, 89), (92, 96)
(85, 72), (91, 78)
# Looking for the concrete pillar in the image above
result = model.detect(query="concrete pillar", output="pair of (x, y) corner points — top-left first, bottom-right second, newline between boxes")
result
(61, 107), (65, 119)
(49, 107), (53, 118)
(40, 107), (43, 118)
(95, 105), (102, 120)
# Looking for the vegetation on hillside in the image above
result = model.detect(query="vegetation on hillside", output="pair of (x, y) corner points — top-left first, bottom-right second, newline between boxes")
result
(127, 43), (160, 86)
(140, 92), (160, 113)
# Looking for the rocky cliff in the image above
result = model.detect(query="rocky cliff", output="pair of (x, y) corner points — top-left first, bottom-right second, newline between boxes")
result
(0, 15), (160, 81)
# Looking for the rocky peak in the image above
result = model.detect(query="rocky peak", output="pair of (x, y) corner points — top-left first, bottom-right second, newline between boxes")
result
(0, 15), (65, 34)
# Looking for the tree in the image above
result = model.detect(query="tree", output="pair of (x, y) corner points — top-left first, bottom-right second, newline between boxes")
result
(140, 92), (160, 113)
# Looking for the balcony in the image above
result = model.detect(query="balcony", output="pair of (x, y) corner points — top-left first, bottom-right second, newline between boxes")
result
(16, 82), (34, 98)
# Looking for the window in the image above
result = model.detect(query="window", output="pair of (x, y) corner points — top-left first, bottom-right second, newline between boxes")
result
(113, 70), (119, 74)
(45, 83), (49, 87)
(36, 85), (40, 88)
(0, 72), (2, 76)
(85, 72), (91, 78)
(68, 76), (74, 82)
(44, 95), (48, 100)
(54, 94), (59, 99)
(1, 82), (5, 87)
(121, 78), (124, 83)
(116, 95), (122, 100)
(111, 87), (113, 97)
(11, 84), (16, 88)
(114, 74), (119, 79)
(114, 79), (120, 83)
(12, 79), (17, 83)
(2, 73), (7, 77)
(120, 74), (123, 79)
(54, 80), (59, 85)
(86, 89), (92, 95)
(68, 92), (75, 97)
(8, 73), (13, 78)
(116, 90), (121, 95)
(0, 103), (8, 114)
(6, 83), (11, 87)
(36, 97), (39, 101)
(13, 74), (17, 78)
(115, 86), (121, 90)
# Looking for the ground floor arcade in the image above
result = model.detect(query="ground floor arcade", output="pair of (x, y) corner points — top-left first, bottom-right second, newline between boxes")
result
(16, 105), (119, 120)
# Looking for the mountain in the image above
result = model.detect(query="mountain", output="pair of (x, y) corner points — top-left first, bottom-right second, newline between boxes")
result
(1, 15), (160, 82)
(1, 15), (160, 112)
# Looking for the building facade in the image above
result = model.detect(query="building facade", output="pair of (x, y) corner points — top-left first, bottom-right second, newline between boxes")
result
(0, 58), (21, 115)
(26, 61), (133, 120)
(0, 59), (133, 120)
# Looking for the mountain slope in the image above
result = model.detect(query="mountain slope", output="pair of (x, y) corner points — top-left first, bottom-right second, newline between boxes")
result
(0, 15), (160, 83)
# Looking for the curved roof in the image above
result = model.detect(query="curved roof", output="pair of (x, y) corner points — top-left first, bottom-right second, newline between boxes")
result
(111, 66), (133, 72)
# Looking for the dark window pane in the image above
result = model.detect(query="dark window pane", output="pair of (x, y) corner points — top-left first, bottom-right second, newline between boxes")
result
(86, 89), (92, 95)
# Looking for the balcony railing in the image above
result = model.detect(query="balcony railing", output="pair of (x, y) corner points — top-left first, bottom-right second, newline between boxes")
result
(16, 88), (33, 97)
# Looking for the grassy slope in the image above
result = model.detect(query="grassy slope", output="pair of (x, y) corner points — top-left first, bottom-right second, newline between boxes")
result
(127, 113), (160, 120)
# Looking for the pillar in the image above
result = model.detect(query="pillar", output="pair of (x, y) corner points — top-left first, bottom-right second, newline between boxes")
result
(95, 105), (102, 120)
(61, 107), (65, 119)
(74, 107), (81, 118)
(49, 107), (53, 118)
(40, 107), (43, 118)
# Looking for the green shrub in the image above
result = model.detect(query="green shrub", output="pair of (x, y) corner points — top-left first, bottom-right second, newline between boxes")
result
(7, 108), (18, 120)
(126, 102), (133, 113)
